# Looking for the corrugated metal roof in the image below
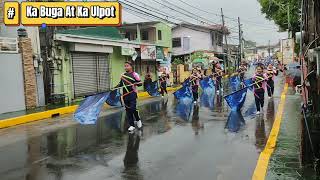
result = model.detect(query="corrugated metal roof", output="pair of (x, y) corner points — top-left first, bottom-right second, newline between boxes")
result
(56, 27), (123, 40)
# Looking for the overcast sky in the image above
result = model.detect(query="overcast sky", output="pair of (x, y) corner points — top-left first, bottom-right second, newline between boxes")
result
(121, 0), (288, 46)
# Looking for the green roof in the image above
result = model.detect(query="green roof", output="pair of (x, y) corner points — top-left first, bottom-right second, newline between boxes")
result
(56, 27), (123, 40)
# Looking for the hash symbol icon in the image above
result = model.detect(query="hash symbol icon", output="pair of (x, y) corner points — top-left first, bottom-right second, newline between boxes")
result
(7, 7), (15, 19)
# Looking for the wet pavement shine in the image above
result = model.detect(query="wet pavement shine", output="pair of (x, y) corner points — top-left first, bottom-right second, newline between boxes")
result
(0, 74), (290, 180)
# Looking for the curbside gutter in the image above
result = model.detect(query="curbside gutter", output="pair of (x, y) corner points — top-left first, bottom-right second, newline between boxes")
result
(0, 87), (180, 129)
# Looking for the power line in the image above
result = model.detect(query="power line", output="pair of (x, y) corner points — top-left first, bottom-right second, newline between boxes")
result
(151, 0), (219, 25)
(174, 0), (279, 29)
(124, 0), (185, 23)
(121, 2), (227, 35)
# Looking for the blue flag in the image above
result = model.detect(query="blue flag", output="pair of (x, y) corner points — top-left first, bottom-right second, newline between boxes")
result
(225, 111), (245, 132)
(106, 89), (122, 107)
(224, 88), (248, 111)
(146, 81), (160, 97)
(74, 92), (110, 124)
(200, 77), (215, 109)
(173, 84), (193, 100)
(182, 79), (191, 87)
(243, 78), (254, 91)
(229, 76), (241, 92)
(175, 97), (194, 122)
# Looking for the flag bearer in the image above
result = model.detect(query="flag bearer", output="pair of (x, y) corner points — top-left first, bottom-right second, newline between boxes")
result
(237, 61), (248, 82)
(189, 68), (203, 104)
(252, 65), (268, 115)
(159, 69), (169, 97)
(214, 65), (223, 93)
(116, 62), (143, 133)
(266, 64), (278, 98)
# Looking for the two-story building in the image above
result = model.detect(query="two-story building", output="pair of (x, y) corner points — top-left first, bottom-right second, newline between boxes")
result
(119, 21), (173, 77)
(171, 23), (227, 65)
(52, 21), (172, 103)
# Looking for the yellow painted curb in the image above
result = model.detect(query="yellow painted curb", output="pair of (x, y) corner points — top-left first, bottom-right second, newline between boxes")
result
(0, 87), (181, 129)
(252, 83), (289, 180)
(0, 105), (78, 129)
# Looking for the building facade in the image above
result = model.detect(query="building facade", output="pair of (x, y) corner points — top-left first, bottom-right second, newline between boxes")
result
(52, 22), (172, 103)
(0, 1), (44, 114)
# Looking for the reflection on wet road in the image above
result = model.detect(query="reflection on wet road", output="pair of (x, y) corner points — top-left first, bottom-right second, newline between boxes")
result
(0, 77), (285, 180)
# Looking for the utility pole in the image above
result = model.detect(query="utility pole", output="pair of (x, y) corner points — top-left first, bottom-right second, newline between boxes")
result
(238, 17), (242, 68)
(221, 8), (229, 71)
(287, 5), (291, 38)
(268, 40), (271, 57)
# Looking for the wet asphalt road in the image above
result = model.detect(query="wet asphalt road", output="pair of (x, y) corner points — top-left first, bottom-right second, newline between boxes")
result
(0, 73), (286, 180)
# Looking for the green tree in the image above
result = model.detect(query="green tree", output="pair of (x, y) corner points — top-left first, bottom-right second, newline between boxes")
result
(191, 51), (209, 61)
(258, 0), (301, 34)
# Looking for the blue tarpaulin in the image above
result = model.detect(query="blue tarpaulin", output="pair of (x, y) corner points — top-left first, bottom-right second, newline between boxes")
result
(200, 77), (215, 109)
(145, 81), (160, 97)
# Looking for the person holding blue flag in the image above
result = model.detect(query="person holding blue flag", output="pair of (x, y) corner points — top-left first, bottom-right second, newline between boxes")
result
(115, 62), (143, 133)
(252, 65), (268, 115)
(266, 64), (278, 98)
(188, 68), (203, 104)
(213, 64), (224, 93)
(159, 69), (169, 97)
(237, 61), (248, 82)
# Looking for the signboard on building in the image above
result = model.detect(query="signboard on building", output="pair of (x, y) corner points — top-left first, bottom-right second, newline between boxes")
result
(141, 45), (156, 60)
(121, 47), (135, 56)
(156, 46), (164, 61)
(163, 48), (171, 62)
(281, 38), (295, 65)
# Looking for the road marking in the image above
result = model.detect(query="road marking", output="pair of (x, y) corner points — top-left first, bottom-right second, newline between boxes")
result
(0, 87), (180, 129)
(252, 83), (288, 180)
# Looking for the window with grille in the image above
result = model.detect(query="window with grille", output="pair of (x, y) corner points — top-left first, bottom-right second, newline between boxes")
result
(172, 38), (181, 48)
(0, 37), (18, 53)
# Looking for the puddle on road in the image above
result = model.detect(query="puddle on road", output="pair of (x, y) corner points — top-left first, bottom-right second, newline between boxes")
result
(0, 88), (281, 180)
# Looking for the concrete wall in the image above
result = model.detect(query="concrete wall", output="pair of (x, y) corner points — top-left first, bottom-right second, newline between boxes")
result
(110, 46), (127, 88)
(173, 27), (212, 55)
(172, 26), (223, 56)
(0, 25), (18, 38)
(156, 23), (172, 51)
(0, 54), (26, 114)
